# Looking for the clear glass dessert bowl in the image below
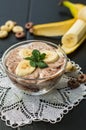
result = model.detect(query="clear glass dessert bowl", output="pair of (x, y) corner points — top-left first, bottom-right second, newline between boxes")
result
(2, 40), (67, 95)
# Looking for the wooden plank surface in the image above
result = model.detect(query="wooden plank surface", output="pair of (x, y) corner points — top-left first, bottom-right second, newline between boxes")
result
(21, 100), (86, 130)
(27, 0), (86, 73)
(0, 0), (30, 58)
(0, 0), (86, 130)
(0, 120), (13, 130)
(0, 0), (30, 130)
(21, 0), (86, 130)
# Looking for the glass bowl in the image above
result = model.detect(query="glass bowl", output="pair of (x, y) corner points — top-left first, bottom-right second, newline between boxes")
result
(2, 40), (67, 95)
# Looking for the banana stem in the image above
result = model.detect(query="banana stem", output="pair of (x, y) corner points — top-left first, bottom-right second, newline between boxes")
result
(58, 0), (67, 6)
(62, 1), (78, 17)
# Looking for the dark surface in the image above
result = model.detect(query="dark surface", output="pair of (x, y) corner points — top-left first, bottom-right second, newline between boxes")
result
(0, 0), (86, 130)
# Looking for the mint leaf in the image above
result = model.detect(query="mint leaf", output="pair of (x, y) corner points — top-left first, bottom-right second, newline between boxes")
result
(32, 49), (41, 61)
(32, 49), (40, 58)
(37, 61), (48, 68)
(30, 60), (37, 67)
(40, 53), (46, 60)
(25, 49), (48, 69)
(24, 57), (33, 60)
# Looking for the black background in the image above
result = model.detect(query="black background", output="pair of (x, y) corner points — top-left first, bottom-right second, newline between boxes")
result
(0, 0), (86, 130)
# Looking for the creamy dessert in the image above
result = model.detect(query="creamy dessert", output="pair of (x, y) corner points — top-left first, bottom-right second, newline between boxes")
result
(3, 41), (67, 95)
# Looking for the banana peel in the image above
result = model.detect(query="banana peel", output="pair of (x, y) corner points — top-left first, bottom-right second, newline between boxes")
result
(29, 1), (86, 55)
(61, 33), (86, 54)
(30, 1), (85, 37)
(30, 18), (76, 36)
(29, 1), (85, 37)
(62, 1), (85, 18)
(60, 1), (86, 54)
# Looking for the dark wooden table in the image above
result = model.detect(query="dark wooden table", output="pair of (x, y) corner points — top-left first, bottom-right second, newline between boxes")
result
(0, 0), (86, 130)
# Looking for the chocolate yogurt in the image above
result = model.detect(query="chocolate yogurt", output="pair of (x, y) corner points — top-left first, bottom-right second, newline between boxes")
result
(2, 40), (67, 95)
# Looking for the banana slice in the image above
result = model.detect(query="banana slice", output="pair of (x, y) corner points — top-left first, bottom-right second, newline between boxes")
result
(66, 61), (73, 72)
(41, 50), (59, 63)
(66, 61), (76, 72)
(15, 60), (35, 76)
(19, 48), (32, 58)
(12, 25), (24, 33)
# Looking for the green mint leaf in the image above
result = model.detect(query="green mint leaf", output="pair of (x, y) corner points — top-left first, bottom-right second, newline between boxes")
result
(32, 49), (41, 61)
(30, 60), (37, 67)
(40, 53), (46, 60)
(24, 55), (35, 61)
(37, 61), (48, 68)
(32, 49), (40, 58)
(24, 57), (33, 60)
(30, 55), (35, 60)
(24, 49), (48, 68)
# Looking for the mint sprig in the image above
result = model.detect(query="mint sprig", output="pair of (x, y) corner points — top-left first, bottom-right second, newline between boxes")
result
(24, 49), (48, 68)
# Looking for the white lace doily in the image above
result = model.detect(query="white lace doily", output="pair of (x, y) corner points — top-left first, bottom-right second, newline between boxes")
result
(0, 59), (86, 128)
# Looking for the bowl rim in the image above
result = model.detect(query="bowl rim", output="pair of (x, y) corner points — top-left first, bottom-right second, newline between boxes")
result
(2, 40), (67, 80)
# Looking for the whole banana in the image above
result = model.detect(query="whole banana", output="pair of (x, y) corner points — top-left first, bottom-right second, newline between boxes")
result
(61, 2), (86, 54)
(29, 1), (85, 37)
(28, 1), (86, 55)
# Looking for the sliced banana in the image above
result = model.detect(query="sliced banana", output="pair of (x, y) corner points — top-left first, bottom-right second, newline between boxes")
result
(1, 25), (9, 32)
(41, 50), (59, 63)
(15, 60), (35, 76)
(12, 25), (24, 33)
(0, 30), (8, 38)
(66, 61), (73, 72)
(19, 48), (32, 58)
(5, 20), (15, 32)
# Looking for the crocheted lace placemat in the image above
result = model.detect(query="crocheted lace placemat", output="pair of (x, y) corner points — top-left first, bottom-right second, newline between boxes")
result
(0, 59), (86, 128)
